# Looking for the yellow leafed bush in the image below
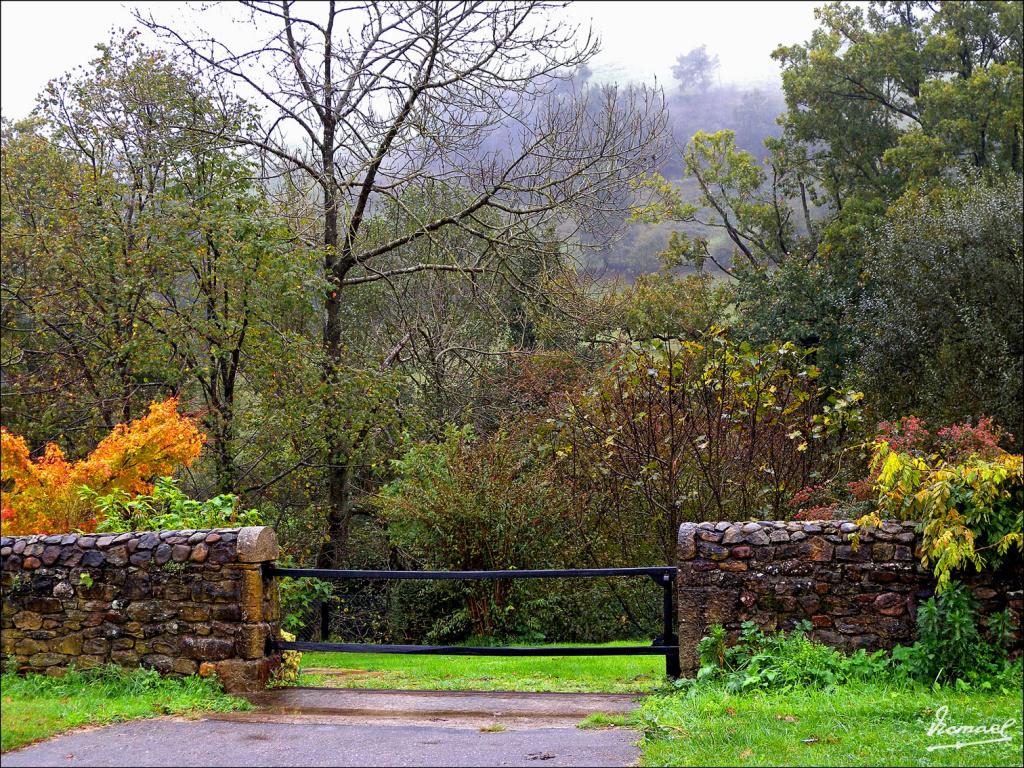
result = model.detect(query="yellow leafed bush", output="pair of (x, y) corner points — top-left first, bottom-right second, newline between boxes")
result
(857, 440), (1023, 591)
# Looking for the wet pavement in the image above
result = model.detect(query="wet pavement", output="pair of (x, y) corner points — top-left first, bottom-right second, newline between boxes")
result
(1, 688), (643, 767)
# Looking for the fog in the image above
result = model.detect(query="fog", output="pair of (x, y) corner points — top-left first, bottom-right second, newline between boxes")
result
(0, 0), (821, 278)
(1, 1), (820, 118)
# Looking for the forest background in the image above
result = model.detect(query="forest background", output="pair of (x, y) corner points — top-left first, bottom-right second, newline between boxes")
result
(2, 0), (1021, 644)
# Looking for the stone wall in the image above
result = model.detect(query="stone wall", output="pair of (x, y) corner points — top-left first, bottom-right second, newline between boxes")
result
(1, 526), (281, 692)
(676, 520), (1023, 675)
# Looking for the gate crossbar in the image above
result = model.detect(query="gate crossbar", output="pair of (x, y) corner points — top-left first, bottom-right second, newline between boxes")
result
(269, 566), (674, 580)
(267, 565), (680, 678)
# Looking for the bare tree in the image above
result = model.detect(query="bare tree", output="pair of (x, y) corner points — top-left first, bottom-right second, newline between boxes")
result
(141, 0), (668, 567)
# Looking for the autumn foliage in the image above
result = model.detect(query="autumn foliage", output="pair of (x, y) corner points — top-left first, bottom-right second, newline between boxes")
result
(1, 398), (205, 535)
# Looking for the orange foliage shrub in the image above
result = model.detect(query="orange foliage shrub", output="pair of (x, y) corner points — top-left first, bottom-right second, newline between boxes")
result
(1, 398), (205, 535)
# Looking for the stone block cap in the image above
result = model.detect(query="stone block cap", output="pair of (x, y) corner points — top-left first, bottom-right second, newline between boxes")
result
(236, 526), (279, 563)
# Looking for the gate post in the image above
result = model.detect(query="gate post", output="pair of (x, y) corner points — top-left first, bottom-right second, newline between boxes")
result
(676, 522), (704, 677)
(219, 525), (283, 692)
(661, 571), (681, 679)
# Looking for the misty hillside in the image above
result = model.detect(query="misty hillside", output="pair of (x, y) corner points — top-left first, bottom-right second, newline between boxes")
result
(582, 49), (787, 281)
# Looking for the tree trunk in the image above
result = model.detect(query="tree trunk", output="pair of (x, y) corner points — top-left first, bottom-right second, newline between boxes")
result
(318, 115), (352, 569)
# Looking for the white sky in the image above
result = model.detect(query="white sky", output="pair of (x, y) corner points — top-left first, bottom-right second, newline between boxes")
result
(0, 0), (823, 119)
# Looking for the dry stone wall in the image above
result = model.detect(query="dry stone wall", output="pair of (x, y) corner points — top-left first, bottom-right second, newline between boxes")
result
(1, 526), (281, 692)
(676, 519), (1023, 675)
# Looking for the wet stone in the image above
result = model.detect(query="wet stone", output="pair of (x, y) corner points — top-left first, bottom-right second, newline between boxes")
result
(746, 530), (770, 546)
(719, 560), (748, 572)
(130, 550), (153, 566)
(721, 526), (745, 545)
(105, 546), (128, 566)
(154, 543), (173, 565)
(53, 582), (75, 600)
(697, 542), (729, 561)
(181, 636), (235, 661)
(59, 548), (82, 566)
(81, 550), (105, 568)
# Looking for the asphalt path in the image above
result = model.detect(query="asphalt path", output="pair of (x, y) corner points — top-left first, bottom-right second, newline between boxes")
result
(2, 688), (643, 767)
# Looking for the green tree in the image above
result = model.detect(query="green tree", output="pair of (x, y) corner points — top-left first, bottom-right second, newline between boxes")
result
(1, 115), (181, 450)
(1, 34), (311, 500)
(671, 45), (720, 95)
(632, 0), (1023, 399)
(378, 425), (572, 637)
(856, 174), (1023, 440)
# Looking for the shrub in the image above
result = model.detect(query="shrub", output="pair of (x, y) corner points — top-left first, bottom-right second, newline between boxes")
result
(871, 415), (1010, 463)
(893, 582), (1017, 684)
(271, 630), (302, 685)
(1, 397), (204, 534)
(857, 437), (1023, 591)
(278, 574), (336, 637)
(687, 592), (1018, 697)
(686, 620), (889, 694)
(377, 424), (573, 638)
(85, 476), (262, 532)
(856, 175), (1023, 445)
(555, 331), (863, 562)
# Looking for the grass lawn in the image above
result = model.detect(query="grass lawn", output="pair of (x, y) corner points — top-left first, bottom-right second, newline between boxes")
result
(298, 641), (666, 693)
(634, 681), (1024, 767)
(0, 666), (250, 753)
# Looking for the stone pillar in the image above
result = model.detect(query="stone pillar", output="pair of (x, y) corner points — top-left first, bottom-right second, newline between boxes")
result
(676, 523), (740, 676)
(209, 526), (281, 692)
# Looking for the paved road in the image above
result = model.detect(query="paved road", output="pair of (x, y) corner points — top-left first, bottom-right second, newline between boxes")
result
(2, 689), (643, 767)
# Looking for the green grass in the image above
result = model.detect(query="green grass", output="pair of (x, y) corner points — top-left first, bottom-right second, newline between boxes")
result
(578, 712), (631, 729)
(634, 680), (1024, 767)
(0, 665), (251, 753)
(298, 641), (665, 693)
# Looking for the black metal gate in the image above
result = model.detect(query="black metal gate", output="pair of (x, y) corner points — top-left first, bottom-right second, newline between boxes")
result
(267, 566), (681, 678)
